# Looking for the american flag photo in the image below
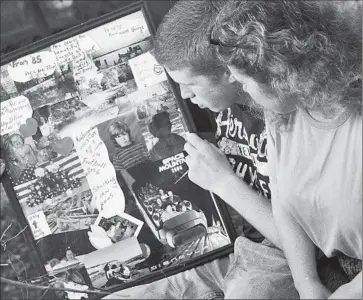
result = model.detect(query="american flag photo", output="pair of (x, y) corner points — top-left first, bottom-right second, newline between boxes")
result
(13, 150), (85, 204)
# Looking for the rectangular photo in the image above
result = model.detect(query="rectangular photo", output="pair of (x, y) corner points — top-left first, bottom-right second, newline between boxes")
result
(74, 61), (138, 113)
(92, 38), (153, 71)
(42, 188), (98, 234)
(127, 156), (231, 256)
(73, 39), (153, 113)
(130, 82), (179, 119)
(85, 212), (144, 254)
(9, 62), (79, 110)
(95, 110), (150, 180)
(83, 237), (149, 289)
(128, 82), (188, 161)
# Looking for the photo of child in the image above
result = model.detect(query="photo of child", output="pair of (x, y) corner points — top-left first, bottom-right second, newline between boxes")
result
(8, 133), (38, 169)
(95, 111), (151, 184)
(108, 121), (150, 173)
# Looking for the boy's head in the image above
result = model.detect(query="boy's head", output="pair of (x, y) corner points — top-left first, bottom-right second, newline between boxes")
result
(108, 121), (132, 148)
(148, 111), (172, 138)
(153, 0), (248, 112)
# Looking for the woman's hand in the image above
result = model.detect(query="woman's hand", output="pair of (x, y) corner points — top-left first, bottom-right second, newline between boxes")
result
(184, 133), (235, 196)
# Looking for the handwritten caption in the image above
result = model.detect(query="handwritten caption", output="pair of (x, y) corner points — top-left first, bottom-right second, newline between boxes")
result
(102, 11), (150, 43)
(73, 128), (125, 218)
(1, 96), (33, 135)
(129, 52), (167, 90)
(28, 211), (52, 240)
(72, 53), (98, 78)
(77, 34), (100, 54)
(51, 37), (84, 66)
(7, 51), (57, 83)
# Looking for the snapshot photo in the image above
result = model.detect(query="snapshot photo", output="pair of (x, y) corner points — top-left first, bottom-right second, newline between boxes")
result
(91, 212), (143, 246)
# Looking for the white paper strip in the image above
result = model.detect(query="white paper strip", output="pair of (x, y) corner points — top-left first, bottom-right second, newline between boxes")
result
(0, 96), (33, 135)
(73, 128), (125, 218)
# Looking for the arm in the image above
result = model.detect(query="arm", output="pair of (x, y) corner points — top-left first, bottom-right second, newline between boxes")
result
(216, 173), (281, 248)
(329, 271), (362, 299)
(184, 133), (281, 248)
(272, 202), (331, 298)
(265, 124), (331, 298)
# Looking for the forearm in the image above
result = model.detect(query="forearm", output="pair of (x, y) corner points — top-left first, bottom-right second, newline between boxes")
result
(215, 173), (281, 249)
(272, 202), (320, 292)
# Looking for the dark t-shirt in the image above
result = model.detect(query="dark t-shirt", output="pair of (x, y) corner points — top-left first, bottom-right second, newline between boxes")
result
(215, 104), (271, 242)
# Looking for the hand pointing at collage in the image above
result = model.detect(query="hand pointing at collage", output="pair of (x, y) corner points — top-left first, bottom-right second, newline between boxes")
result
(184, 133), (235, 196)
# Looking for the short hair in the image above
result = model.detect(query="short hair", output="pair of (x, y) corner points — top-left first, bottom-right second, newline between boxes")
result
(153, 0), (228, 76)
(108, 121), (131, 140)
(212, 1), (362, 122)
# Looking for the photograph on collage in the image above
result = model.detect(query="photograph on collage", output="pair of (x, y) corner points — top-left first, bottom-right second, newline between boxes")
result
(0, 8), (234, 293)
(127, 82), (188, 161)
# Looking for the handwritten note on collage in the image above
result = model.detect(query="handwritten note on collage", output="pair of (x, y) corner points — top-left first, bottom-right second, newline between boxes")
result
(0, 10), (188, 241)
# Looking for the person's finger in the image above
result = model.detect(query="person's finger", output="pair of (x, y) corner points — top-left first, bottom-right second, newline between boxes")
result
(185, 132), (208, 150)
(185, 155), (192, 166)
(184, 141), (198, 157)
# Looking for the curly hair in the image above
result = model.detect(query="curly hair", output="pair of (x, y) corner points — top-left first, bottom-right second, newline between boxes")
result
(212, 1), (362, 127)
(153, 0), (228, 77)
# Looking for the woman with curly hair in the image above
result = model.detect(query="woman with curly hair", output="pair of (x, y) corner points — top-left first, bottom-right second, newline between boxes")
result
(210, 1), (361, 299)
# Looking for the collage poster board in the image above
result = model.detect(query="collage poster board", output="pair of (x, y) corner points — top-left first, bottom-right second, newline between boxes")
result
(0, 4), (236, 296)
